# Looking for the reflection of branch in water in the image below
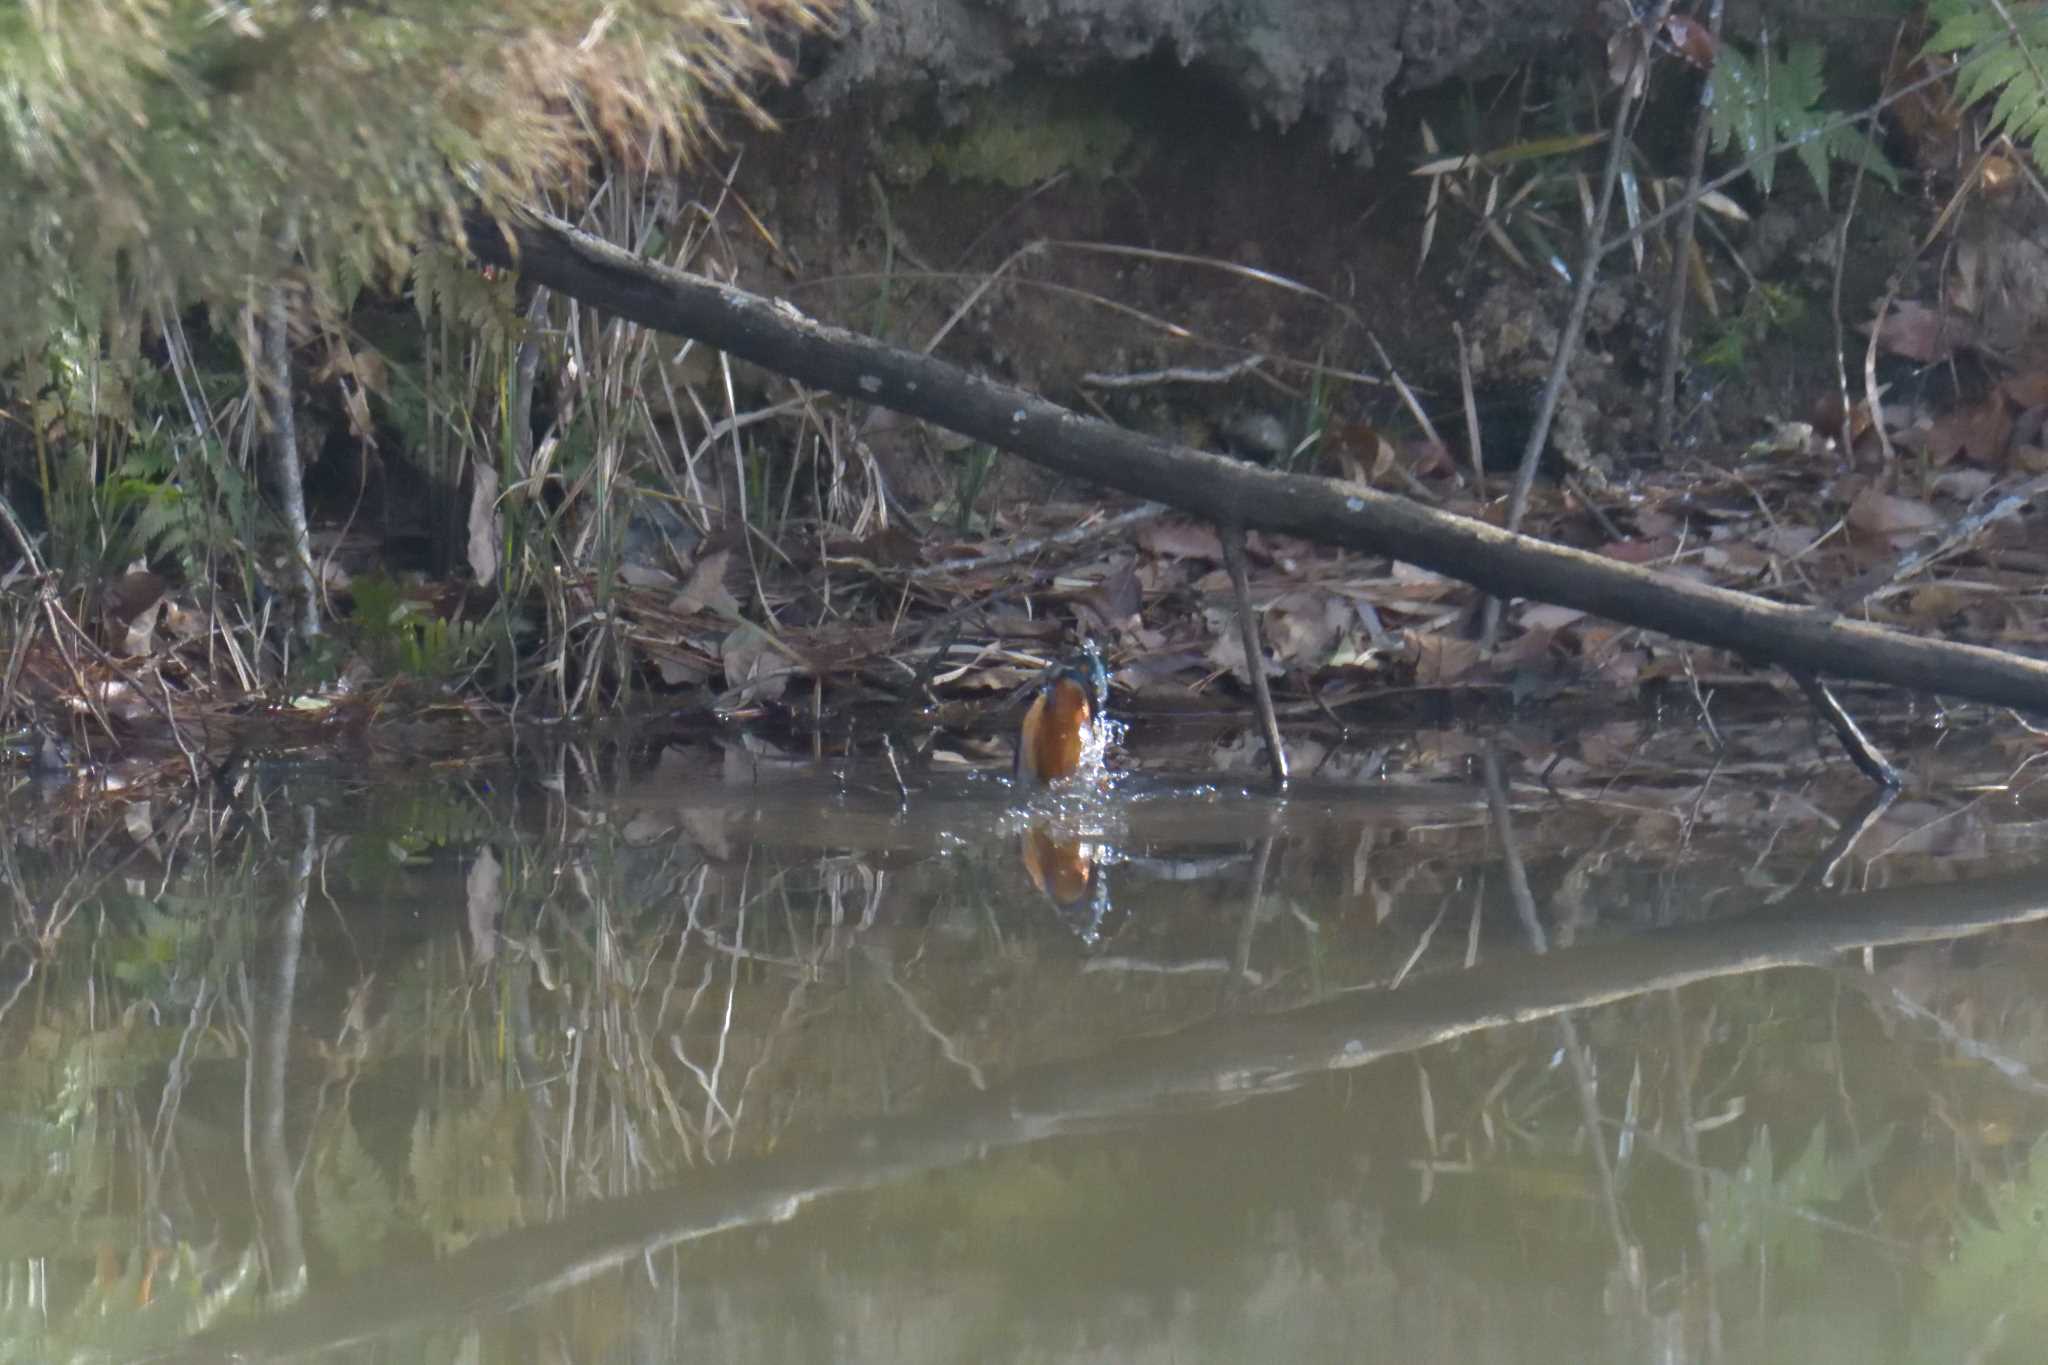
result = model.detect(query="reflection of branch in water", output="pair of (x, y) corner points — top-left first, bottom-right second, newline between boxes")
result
(672, 957), (741, 1144)
(0, 946), (32, 1029)
(1666, 989), (1721, 1359)
(1390, 893), (1450, 992)
(243, 808), (315, 1304)
(871, 953), (985, 1091)
(1225, 836), (1276, 1007)
(1082, 956), (1244, 979)
(1487, 743), (1639, 1307)
(146, 977), (215, 1218)
(1870, 980), (2048, 1099)
(667, 863), (815, 1158)
(157, 867), (2048, 1365)
(1797, 783), (1898, 895)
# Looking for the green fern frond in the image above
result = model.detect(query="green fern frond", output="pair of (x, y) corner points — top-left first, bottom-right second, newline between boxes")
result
(1926, 0), (2048, 160)
(1707, 39), (1899, 201)
(410, 245), (522, 346)
(124, 486), (194, 564)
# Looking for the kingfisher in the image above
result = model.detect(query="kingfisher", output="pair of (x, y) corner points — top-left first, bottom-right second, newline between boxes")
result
(1013, 640), (1110, 786)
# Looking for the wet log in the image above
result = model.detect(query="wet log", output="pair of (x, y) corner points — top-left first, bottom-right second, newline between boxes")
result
(467, 209), (2048, 715)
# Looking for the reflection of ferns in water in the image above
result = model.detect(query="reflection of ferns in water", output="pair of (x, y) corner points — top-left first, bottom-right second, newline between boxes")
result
(372, 790), (505, 851)
(1928, 1133), (2048, 1342)
(1927, 0), (2048, 162)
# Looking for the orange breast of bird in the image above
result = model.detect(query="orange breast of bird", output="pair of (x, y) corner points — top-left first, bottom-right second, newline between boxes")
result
(1017, 676), (1093, 784)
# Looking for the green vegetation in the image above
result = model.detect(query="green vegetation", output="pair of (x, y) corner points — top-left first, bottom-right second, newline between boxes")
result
(0, 1), (827, 361)
(1705, 38), (1898, 201)
(1927, 0), (2048, 163)
(0, 0), (833, 720)
(879, 78), (1139, 188)
(1695, 281), (1808, 373)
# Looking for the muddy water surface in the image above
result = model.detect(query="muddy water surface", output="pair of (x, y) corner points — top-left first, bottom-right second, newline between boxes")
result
(6, 712), (2048, 1363)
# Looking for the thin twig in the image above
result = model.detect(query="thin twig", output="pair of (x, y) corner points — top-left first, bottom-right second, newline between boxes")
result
(1506, 4), (1670, 531)
(1654, 0), (1726, 448)
(1364, 331), (1449, 453)
(1082, 355), (1268, 389)
(1453, 320), (1485, 496)
(1221, 525), (1288, 790)
(911, 504), (1164, 577)
(1489, 3), (1672, 649)
(1831, 472), (2048, 610)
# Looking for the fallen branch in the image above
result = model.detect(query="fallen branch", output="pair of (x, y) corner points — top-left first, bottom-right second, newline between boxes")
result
(467, 210), (2048, 714)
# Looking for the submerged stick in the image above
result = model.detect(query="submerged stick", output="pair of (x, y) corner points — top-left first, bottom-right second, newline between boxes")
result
(1792, 669), (1902, 789)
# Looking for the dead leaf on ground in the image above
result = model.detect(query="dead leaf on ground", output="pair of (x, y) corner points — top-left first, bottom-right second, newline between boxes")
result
(1138, 519), (1224, 561)
(2004, 371), (2048, 409)
(1599, 536), (1679, 564)
(1327, 421), (1398, 485)
(835, 525), (921, 569)
(720, 624), (798, 704)
(619, 563), (676, 588)
(1811, 392), (1878, 453)
(1264, 590), (1347, 669)
(656, 655), (709, 687)
(1846, 485), (1943, 541)
(949, 664), (1035, 693)
(1871, 300), (1971, 364)
(1520, 603), (1587, 631)
(1931, 468), (1996, 500)
(1492, 624), (1558, 668)
(1202, 607), (1278, 683)
(1755, 524), (1823, 558)
(1714, 540), (1775, 572)
(675, 550), (740, 616)
(1908, 584), (1967, 624)
(1924, 396), (2012, 466)
(1412, 633), (1481, 683)
(1663, 14), (1717, 68)
(1073, 557), (1142, 634)
(1597, 648), (1649, 687)
(1386, 561), (1461, 598)
(1250, 532), (1315, 574)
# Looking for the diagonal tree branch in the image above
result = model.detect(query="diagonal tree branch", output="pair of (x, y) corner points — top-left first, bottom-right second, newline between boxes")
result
(466, 209), (2048, 715)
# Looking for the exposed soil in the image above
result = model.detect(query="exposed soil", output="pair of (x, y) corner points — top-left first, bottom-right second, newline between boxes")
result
(720, 60), (1905, 499)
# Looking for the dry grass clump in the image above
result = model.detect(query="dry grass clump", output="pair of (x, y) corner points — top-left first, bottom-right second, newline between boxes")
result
(0, 0), (835, 352)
